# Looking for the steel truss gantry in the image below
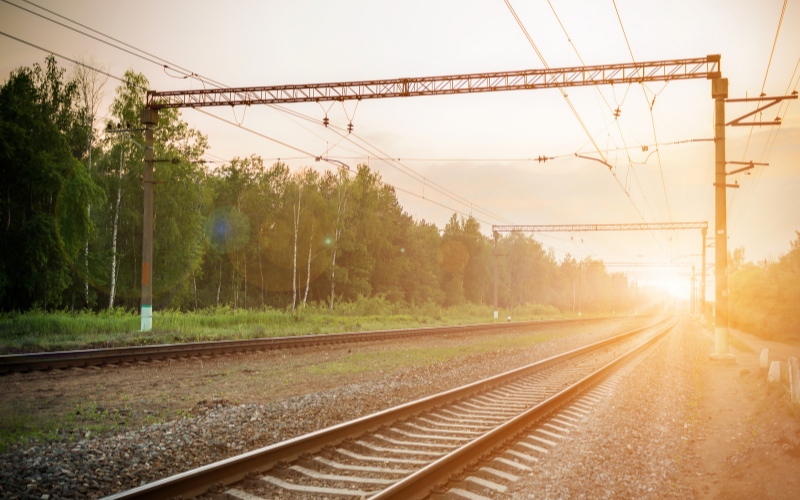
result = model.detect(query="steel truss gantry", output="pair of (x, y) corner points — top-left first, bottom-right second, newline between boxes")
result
(491, 222), (708, 233)
(145, 56), (721, 109)
(602, 262), (695, 267)
(140, 51), (793, 362)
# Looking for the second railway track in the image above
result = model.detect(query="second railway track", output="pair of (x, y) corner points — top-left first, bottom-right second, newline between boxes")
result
(0, 315), (634, 375)
(105, 315), (679, 500)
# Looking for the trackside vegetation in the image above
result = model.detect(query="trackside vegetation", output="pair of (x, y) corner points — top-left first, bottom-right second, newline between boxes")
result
(0, 57), (652, 323)
(0, 300), (577, 353)
(728, 234), (800, 344)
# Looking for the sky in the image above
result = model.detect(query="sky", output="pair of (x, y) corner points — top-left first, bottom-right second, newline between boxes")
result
(1, 0), (799, 299)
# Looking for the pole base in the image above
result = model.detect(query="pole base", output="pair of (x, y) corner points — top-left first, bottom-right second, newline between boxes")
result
(141, 305), (153, 332)
(709, 352), (736, 362)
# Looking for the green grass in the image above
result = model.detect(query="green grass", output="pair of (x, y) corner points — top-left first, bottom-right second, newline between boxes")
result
(303, 332), (560, 376)
(0, 298), (602, 354)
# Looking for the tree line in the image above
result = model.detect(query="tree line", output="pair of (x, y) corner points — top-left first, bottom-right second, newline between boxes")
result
(728, 237), (800, 342)
(1, 57), (653, 316)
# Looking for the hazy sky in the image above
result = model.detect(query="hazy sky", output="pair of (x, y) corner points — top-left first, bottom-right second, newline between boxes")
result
(2, 0), (799, 297)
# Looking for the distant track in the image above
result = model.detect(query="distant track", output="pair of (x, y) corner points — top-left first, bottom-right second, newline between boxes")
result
(0, 315), (635, 375)
(104, 316), (678, 500)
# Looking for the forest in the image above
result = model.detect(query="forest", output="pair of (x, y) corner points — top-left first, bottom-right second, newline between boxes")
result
(0, 57), (674, 322)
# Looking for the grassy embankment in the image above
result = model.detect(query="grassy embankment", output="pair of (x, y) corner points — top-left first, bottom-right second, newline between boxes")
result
(0, 297), (603, 354)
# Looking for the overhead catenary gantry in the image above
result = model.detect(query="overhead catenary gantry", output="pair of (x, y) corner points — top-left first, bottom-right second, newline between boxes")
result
(144, 57), (721, 108)
(141, 52), (795, 362)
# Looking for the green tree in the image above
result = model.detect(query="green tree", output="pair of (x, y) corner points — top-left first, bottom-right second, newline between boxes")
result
(0, 56), (102, 311)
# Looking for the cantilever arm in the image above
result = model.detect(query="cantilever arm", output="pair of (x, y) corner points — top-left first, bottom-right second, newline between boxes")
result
(575, 153), (613, 170)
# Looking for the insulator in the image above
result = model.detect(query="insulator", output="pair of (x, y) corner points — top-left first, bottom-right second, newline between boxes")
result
(323, 116), (329, 127)
(117, 122), (121, 129)
(126, 121), (131, 129)
(347, 122), (353, 133)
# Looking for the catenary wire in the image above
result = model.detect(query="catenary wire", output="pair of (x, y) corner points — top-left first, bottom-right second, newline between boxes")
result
(730, 57), (800, 236)
(3, 0), (512, 225)
(728, 0), (789, 219)
(0, 30), (146, 90)
(502, 0), (607, 163)
(535, 0), (670, 257)
(612, 0), (674, 231)
(0, 29), (492, 228)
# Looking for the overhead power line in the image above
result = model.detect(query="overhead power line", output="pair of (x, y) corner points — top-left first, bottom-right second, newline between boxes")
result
(544, 0), (673, 252)
(729, 0), (790, 229)
(4, 0), (511, 226)
(612, 0), (674, 228)
(502, 0), (606, 164)
(0, 30), (146, 90)
(520, 0), (670, 257)
(730, 55), (800, 236)
(1, 30), (496, 228)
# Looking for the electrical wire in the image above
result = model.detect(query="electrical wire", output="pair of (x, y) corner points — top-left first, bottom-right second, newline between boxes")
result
(5, 0), (513, 226)
(730, 57), (800, 236)
(502, 0), (607, 163)
(195, 108), (495, 224)
(537, 0), (670, 257)
(728, 0), (789, 224)
(262, 104), (516, 224)
(612, 0), (674, 230)
(5, 0), (225, 88)
(0, 30), (146, 90)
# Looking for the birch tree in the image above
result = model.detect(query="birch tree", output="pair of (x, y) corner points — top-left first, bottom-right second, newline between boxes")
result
(73, 56), (108, 307)
(291, 179), (303, 311)
(327, 169), (351, 309)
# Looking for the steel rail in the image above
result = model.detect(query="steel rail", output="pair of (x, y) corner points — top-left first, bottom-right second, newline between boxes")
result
(103, 316), (674, 500)
(373, 317), (679, 499)
(0, 315), (631, 374)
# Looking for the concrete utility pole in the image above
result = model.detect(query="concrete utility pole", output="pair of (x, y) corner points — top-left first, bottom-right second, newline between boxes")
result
(710, 78), (734, 361)
(701, 227), (707, 320)
(140, 108), (158, 331)
(493, 231), (499, 320)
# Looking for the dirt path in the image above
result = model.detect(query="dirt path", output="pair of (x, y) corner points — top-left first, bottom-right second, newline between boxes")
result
(688, 323), (800, 499)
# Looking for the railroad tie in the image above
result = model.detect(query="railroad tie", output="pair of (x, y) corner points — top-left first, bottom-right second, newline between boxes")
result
(440, 487), (493, 500)
(225, 488), (269, 500)
(335, 448), (430, 465)
(464, 475), (508, 493)
(256, 475), (377, 497)
(505, 449), (539, 463)
(493, 456), (533, 472)
(311, 456), (413, 475)
(282, 465), (396, 485)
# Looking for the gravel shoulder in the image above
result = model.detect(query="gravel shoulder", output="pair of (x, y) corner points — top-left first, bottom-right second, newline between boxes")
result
(508, 316), (708, 499)
(687, 324), (800, 499)
(507, 318), (800, 500)
(0, 316), (652, 499)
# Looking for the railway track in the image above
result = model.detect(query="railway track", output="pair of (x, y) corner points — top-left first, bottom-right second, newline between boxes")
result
(0, 315), (632, 375)
(104, 316), (678, 500)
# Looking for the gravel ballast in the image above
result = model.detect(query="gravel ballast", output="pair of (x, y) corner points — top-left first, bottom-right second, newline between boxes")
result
(508, 318), (709, 499)
(0, 317), (656, 499)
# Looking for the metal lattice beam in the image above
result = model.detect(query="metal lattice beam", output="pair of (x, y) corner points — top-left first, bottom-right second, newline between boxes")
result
(492, 222), (708, 233)
(602, 262), (695, 267)
(146, 56), (721, 109)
